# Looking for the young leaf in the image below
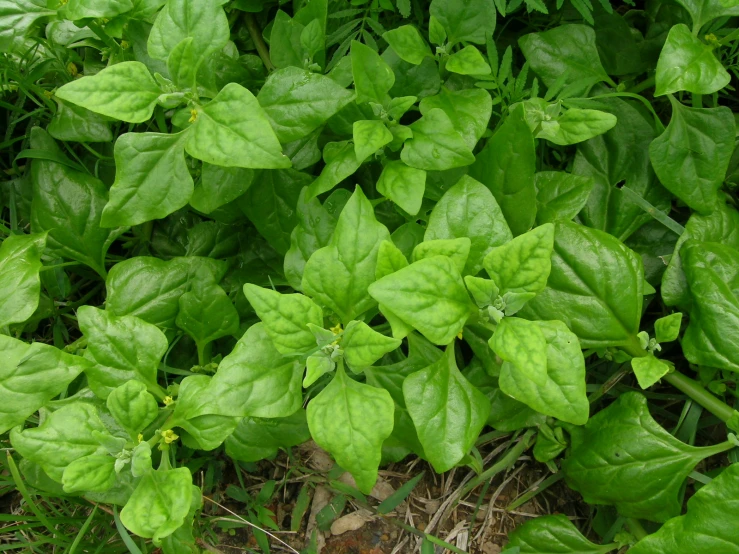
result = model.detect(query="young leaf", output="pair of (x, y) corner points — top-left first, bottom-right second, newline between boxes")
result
(120, 468), (194, 541)
(376, 161), (426, 216)
(631, 354), (672, 389)
(403, 346), (490, 472)
(534, 171), (594, 224)
(654, 313), (682, 343)
(176, 276), (239, 348)
(342, 320), (402, 372)
(101, 131), (192, 228)
(0, 233), (46, 328)
(401, 108), (475, 171)
(351, 40), (395, 104)
(504, 514), (617, 554)
(562, 392), (732, 521)
(649, 97), (734, 214)
(376, 240), (409, 279)
(307, 365), (394, 494)
(382, 25), (432, 65)
(629, 463), (739, 554)
(353, 120), (393, 162)
(429, 0), (496, 45)
(302, 187), (391, 324)
(536, 109), (617, 146)
(55, 62), (161, 123)
(655, 24), (730, 96)
(412, 238), (471, 274)
(489, 317), (548, 386)
(419, 87), (493, 150)
(445, 45), (492, 75)
(65, 0), (132, 20)
(0, 335), (90, 434)
(243, 284), (323, 356)
(107, 381), (159, 438)
(469, 104), (536, 236)
(306, 141), (361, 198)
(258, 67), (354, 143)
(369, 256), (475, 345)
(61, 455), (117, 494)
(270, 10), (307, 69)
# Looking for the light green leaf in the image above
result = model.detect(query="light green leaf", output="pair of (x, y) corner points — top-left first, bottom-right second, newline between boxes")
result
(120, 468), (193, 541)
(62, 455), (117, 494)
(353, 120), (393, 162)
(269, 10), (306, 69)
(131, 442), (152, 478)
(429, 0), (496, 45)
(55, 62), (160, 123)
(631, 354), (672, 389)
(489, 317), (548, 386)
(654, 313), (682, 343)
(10, 403), (112, 482)
(342, 320), (402, 372)
(0, 233), (46, 328)
(403, 346), (490, 472)
(190, 164), (254, 214)
(629, 463), (739, 554)
(376, 239), (409, 280)
(446, 45), (491, 75)
(376, 161), (426, 216)
(503, 514), (616, 554)
(107, 381), (159, 438)
(369, 256), (475, 345)
(464, 276), (499, 308)
(351, 40), (395, 104)
(674, 0), (739, 31)
(419, 87), (493, 150)
(0, 335), (90, 434)
(225, 411), (311, 462)
(307, 365), (394, 494)
(534, 171), (594, 225)
(176, 276), (239, 348)
(562, 392), (731, 521)
(469, 103), (536, 236)
(0, 0), (56, 53)
(382, 25), (432, 65)
(425, 175), (512, 275)
(147, 0), (228, 62)
(401, 108), (475, 171)
(412, 238), (471, 274)
(166, 37), (200, 90)
(258, 67), (354, 143)
(203, 323), (304, 418)
(536, 109), (617, 146)
(483, 223), (554, 299)
(649, 97), (735, 214)
(243, 284), (323, 356)
(306, 141), (361, 199)
(655, 24), (730, 96)
(303, 354), (334, 387)
(302, 187), (390, 324)
(65, 0), (132, 20)
(101, 131), (192, 227)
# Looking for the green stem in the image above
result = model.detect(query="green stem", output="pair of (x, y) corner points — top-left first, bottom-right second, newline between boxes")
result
(507, 472), (564, 510)
(626, 518), (648, 541)
(626, 75), (655, 95)
(590, 92), (665, 133)
(620, 186), (686, 236)
(197, 341), (212, 366)
(244, 14), (275, 72)
(663, 371), (736, 422)
(86, 21), (120, 53)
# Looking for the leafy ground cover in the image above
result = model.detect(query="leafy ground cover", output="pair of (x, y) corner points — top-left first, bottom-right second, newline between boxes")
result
(2, 0), (739, 552)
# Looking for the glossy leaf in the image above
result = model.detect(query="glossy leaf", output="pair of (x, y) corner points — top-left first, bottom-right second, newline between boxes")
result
(47, 99), (112, 143)
(382, 25), (432, 64)
(176, 276), (239, 348)
(61, 455), (117, 494)
(401, 108), (475, 171)
(445, 46), (492, 75)
(429, 0), (496, 45)
(148, 0), (228, 62)
(536, 109), (617, 146)
(0, 233), (46, 328)
(504, 515), (616, 554)
(353, 120), (392, 162)
(412, 238), (471, 274)
(632, 354), (672, 389)
(534, 171), (594, 225)
(376, 160), (426, 216)
(107, 381), (159, 438)
(351, 40), (394, 104)
(190, 164), (254, 214)
(490, 317), (548, 385)
(342, 320), (402, 372)
(419, 87), (493, 151)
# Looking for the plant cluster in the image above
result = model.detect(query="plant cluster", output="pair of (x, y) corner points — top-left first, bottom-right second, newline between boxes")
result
(2, 0), (739, 552)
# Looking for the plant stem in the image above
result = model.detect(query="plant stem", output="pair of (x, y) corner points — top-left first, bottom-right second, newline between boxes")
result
(626, 75), (655, 95)
(626, 518), (648, 541)
(245, 14), (275, 72)
(663, 371), (736, 422)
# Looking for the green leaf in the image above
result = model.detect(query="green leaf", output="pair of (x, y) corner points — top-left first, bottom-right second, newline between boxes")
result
(148, 0), (228, 62)
(269, 10), (307, 70)
(342, 320), (402, 372)
(351, 40), (395, 104)
(649, 97), (735, 214)
(225, 411), (311, 462)
(489, 317), (548, 386)
(654, 313), (682, 343)
(190, 164), (254, 214)
(382, 25), (432, 65)
(10, 403), (112, 482)
(243, 284), (323, 356)
(429, 0), (496, 45)
(55, 62), (161, 123)
(61, 455), (117, 494)
(307, 365), (394, 494)
(562, 392), (731, 521)
(65, 0), (132, 20)
(519, 222), (644, 351)
(425, 175), (512, 276)
(47, 99), (112, 143)
(353, 120), (393, 162)
(401, 108), (475, 171)
(629, 463), (739, 554)
(376, 161), (426, 216)
(0, 335), (90, 434)
(504, 514), (616, 554)
(412, 238), (470, 274)
(376, 240), (409, 280)
(419, 87), (493, 151)
(655, 24), (729, 96)
(120, 468), (193, 541)
(107, 381), (159, 438)
(445, 46), (492, 75)
(176, 275), (239, 348)
(204, 323), (304, 418)
(631, 354), (672, 389)
(302, 186), (390, 324)
(0, 0), (56, 53)
(0, 233), (46, 328)
(306, 141), (361, 199)
(101, 131), (192, 227)
(673, 0), (739, 31)
(258, 67), (354, 143)
(518, 25), (610, 95)
(682, 241), (739, 372)
(403, 346), (490, 472)
(78, 305), (167, 395)
(537, 109), (617, 146)
(369, 256), (475, 345)
(483, 224), (554, 301)
(534, 171), (594, 225)
(469, 104), (536, 236)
